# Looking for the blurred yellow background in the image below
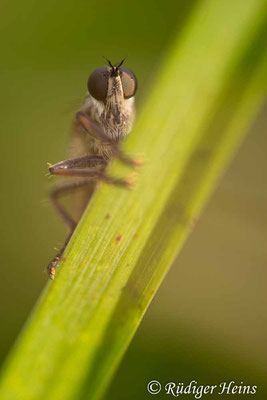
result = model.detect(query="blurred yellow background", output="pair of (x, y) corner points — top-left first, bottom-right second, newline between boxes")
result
(0, 0), (266, 398)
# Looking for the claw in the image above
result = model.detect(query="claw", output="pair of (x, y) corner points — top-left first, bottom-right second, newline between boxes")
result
(47, 255), (61, 280)
(123, 174), (137, 190)
(48, 265), (56, 280)
(131, 157), (144, 167)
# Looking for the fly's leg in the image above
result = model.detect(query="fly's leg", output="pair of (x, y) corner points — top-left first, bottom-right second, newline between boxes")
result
(48, 177), (98, 279)
(48, 231), (72, 280)
(49, 156), (107, 231)
(48, 156), (106, 279)
(75, 112), (143, 167)
(49, 155), (135, 188)
(50, 176), (98, 230)
(47, 154), (135, 280)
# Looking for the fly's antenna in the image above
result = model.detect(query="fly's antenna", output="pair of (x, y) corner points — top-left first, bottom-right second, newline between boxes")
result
(103, 56), (128, 75)
(103, 56), (116, 74)
(116, 56), (127, 69)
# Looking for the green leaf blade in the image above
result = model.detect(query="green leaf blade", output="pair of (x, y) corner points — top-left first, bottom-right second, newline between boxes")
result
(0, 1), (266, 399)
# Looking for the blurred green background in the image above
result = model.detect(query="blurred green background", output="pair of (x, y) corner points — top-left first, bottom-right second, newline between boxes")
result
(0, 0), (266, 398)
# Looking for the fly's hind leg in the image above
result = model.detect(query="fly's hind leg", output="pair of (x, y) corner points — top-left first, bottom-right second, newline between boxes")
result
(48, 155), (106, 279)
(48, 177), (97, 279)
(47, 154), (135, 280)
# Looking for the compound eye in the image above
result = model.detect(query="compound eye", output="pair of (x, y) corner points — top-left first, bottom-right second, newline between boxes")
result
(87, 67), (109, 102)
(119, 67), (137, 99)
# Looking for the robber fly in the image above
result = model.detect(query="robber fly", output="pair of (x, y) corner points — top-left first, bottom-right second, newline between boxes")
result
(47, 58), (140, 279)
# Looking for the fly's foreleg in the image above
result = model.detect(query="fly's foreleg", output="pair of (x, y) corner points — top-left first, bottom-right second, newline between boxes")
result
(75, 112), (143, 167)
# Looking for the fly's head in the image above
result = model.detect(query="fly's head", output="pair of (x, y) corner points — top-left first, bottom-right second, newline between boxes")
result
(87, 58), (137, 138)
